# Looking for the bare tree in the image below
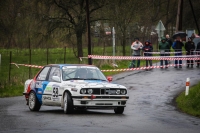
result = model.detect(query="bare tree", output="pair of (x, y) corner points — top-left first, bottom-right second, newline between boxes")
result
(106, 0), (141, 56)
(40, 0), (106, 58)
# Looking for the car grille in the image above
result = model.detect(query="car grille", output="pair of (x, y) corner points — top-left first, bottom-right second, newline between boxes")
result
(84, 88), (120, 95)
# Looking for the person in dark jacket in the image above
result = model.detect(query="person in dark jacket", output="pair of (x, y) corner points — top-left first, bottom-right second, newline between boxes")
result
(159, 37), (170, 68)
(142, 40), (153, 70)
(172, 36), (184, 68)
(166, 34), (173, 53)
(185, 37), (195, 68)
(166, 34), (173, 64)
(196, 42), (200, 67)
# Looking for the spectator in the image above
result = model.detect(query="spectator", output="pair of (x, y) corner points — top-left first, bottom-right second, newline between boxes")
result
(172, 36), (184, 68)
(159, 37), (170, 68)
(165, 34), (173, 64)
(130, 38), (143, 68)
(184, 37), (195, 68)
(142, 40), (153, 70)
(191, 33), (196, 40)
(166, 34), (173, 49)
(196, 42), (200, 68)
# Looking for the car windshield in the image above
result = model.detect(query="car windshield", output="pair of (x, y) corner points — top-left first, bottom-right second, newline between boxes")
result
(62, 66), (107, 81)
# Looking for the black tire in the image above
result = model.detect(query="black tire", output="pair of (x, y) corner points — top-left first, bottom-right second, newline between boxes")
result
(63, 92), (74, 114)
(28, 91), (41, 111)
(114, 107), (124, 114)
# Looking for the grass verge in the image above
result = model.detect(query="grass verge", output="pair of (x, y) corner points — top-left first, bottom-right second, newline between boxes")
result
(0, 85), (23, 97)
(176, 82), (200, 118)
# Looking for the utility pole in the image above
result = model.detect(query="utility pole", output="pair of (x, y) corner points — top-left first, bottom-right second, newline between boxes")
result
(176, 0), (183, 32)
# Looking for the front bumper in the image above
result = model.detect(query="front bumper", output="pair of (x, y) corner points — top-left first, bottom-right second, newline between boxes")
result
(23, 92), (29, 99)
(23, 92), (29, 105)
(23, 92), (28, 96)
(72, 95), (129, 108)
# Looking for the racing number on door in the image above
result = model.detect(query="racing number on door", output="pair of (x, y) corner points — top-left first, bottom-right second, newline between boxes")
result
(52, 87), (59, 99)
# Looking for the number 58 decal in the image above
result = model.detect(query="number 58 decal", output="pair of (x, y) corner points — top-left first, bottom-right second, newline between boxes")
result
(52, 84), (60, 100)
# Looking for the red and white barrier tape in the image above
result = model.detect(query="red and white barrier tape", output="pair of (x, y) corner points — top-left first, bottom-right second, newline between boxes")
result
(11, 63), (43, 68)
(11, 62), (195, 73)
(101, 64), (186, 72)
(144, 51), (185, 54)
(87, 55), (200, 60)
(145, 51), (200, 54)
(192, 51), (200, 53)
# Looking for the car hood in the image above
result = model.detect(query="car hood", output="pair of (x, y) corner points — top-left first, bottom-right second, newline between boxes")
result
(62, 80), (126, 89)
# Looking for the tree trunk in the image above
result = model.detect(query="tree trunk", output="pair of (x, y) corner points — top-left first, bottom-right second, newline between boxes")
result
(122, 34), (126, 56)
(176, 0), (183, 32)
(165, 0), (170, 34)
(76, 32), (83, 58)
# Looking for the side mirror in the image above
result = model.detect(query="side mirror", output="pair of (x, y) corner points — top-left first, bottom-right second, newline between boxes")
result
(52, 76), (61, 82)
(107, 76), (113, 82)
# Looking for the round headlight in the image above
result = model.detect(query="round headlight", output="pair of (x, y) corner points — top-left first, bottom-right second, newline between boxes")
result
(121, 89), (127, 95)
(87, 89), (93, 94)
(116, 89), (120, 95)
(80, 89), (86, 94)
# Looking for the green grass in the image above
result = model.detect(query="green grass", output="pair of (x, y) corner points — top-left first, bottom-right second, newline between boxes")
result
(176, 82), (200, 117)
(0, 85), (23, 97)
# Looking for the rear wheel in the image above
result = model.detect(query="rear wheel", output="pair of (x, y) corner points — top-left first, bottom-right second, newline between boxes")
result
(114, 107), (124, 114)
(28, 91), (41, 111)
(63, 92), (74, 114)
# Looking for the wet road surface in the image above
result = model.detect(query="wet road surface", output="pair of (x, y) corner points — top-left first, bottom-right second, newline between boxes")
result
(0, 64), (200, 133)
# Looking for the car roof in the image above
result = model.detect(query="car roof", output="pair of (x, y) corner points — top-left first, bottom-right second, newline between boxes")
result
(45, 64), (96, 68)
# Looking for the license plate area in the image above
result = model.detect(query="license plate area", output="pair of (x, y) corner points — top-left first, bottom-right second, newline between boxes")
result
(105, 89), (116, 95)
(100, 88), (118, 95)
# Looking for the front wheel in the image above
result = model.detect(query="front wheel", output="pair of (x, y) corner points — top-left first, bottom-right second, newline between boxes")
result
(114, 107), (124, 114)
(28, 91), (41, 111)
(63, 92), (74, 114)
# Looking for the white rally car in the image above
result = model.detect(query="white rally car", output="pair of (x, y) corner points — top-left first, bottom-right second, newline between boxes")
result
(23, 64), (129, 114)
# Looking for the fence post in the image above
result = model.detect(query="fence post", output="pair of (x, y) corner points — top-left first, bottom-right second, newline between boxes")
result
(9, 51), (12, 83)
(29, 49), (31, 78)
(47, 48), (49, 64)
(29, 38), (31, 79)
(185, 78), (190, 96)
(156, 33), (159, 52)
(64, 46), (66, 64)
(0, 53), (1, 72)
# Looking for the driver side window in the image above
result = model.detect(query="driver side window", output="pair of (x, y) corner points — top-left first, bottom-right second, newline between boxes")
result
(48, 67), (61, 82)
(36, 67), (50, 81)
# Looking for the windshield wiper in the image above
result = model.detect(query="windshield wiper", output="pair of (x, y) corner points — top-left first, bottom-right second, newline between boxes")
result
(85, 78), (107, 81)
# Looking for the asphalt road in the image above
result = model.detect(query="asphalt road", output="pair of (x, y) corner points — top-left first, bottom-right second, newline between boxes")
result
(0, 63), (200, 133)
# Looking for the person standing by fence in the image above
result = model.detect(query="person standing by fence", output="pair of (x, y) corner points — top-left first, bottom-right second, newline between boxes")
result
(130, 38), (143, 68)
(166, 34), (173, 48)
(172, 36), (184, 68)
(184, 37), (195, 68)
(166, 34), (173, 64)
(142, 40), (153, 70)
(196, 42), (200, 67)
(159, 37), (170, 68)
